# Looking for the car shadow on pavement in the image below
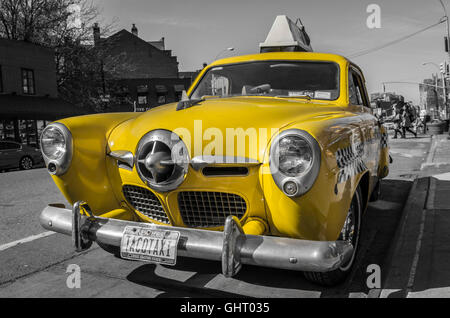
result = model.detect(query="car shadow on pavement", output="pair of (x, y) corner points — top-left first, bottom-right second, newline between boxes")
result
(126, 261), (245, 298)
(126, 179), (412, 298)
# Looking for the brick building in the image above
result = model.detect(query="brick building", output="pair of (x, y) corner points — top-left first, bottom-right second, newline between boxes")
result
(94, 24), (191, 111)
(0, 39), (82, 145)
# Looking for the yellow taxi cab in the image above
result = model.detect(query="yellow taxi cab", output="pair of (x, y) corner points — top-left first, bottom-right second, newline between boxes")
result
(39, 16), (389, 286)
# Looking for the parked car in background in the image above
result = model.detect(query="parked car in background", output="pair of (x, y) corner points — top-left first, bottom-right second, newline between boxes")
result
(0, 141), (44, 171)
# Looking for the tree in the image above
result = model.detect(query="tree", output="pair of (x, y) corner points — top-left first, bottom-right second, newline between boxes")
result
(0, 0), (126, 111)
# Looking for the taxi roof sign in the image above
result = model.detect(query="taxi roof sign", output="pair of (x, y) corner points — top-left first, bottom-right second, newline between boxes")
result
(259, 15), (312, 53)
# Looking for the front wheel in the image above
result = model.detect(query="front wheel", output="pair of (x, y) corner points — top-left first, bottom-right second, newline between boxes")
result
(303, 186), (363, 286)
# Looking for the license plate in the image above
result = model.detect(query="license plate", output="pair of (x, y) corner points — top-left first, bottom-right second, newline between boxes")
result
(120, 226), (180, 266)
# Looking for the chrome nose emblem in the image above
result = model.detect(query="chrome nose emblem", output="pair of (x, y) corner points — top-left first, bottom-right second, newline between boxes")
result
(144, 151), (172, 175)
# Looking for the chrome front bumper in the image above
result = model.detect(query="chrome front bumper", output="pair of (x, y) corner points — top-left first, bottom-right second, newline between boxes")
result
(40, 202), (353, 277)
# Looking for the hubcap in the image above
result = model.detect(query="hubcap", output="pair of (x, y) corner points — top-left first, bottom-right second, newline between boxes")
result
(339, 194), (360, 271)
(21, 157), (32, 169)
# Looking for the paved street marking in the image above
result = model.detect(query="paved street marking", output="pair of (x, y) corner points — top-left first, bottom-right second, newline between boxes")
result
(0, 231), (55, 252)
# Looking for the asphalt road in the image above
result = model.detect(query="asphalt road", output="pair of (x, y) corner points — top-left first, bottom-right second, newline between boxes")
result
(0, 134), (430, 298)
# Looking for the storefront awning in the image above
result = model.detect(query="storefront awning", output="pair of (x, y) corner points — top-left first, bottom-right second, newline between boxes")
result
(136, 85), (149, 93)
(0, 94), (87, 120)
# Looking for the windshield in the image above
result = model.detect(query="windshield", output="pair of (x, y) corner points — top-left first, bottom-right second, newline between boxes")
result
(191, 61), (340, 101)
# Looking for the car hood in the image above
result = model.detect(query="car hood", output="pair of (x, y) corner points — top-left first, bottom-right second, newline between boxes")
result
(108, 97), (347, 160)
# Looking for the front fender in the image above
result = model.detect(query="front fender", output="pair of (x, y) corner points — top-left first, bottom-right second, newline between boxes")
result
(50, 112), (140, 214)
(261, 111), (380, 241)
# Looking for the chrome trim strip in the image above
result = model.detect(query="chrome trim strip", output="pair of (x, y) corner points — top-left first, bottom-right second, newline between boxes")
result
(190, 156), (261, 171)
(108, 150), (134, 169)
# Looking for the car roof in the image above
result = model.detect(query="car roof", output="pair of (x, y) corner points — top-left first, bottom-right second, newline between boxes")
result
(210, 52), (350, 67)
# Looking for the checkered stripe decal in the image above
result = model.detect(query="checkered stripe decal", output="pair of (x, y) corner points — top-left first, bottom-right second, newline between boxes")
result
(336, 143), (367, 184)
(380, 132), (388, 148)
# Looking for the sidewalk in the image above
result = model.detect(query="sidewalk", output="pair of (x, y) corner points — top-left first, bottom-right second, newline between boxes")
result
(421, 134), (450, 180)
(381, 133), (450, 298)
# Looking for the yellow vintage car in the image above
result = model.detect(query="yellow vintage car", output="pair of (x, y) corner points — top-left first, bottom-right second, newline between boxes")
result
(39, 51), (390, 286)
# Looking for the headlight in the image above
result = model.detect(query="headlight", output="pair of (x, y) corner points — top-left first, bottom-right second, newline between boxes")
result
(40, 123), (73, 175)
(41, 126), (66, 160)
(270, 129), (321, 197)
(277, 136), (313, 176)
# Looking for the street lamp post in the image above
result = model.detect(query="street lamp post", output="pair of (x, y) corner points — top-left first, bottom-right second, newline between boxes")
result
(214, 47), (235, 61)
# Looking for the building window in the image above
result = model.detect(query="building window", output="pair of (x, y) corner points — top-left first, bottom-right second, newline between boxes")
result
(21, 68), (35, 95)
(0, 65), (3, 92)
(155, 85), (168, 104)
(138, 95), (147, 105)
(174, 84), (185, 101)
(157, 94), (166, 104)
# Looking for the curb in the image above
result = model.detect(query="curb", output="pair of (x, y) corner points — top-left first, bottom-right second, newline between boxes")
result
(377, 177), (430, 298)
(421, 135), (437, 169)
(421, 134), (450, 170)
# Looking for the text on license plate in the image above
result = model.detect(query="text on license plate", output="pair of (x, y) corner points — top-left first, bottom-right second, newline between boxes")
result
(120, 226), (180, 266)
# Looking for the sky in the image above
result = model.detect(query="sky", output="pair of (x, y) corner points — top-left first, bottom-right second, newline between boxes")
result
(92, 0), (450, 104)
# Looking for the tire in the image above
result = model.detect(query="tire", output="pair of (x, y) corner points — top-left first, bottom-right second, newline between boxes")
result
(303, 186), (363, 286)
(19, 156), (33, 170)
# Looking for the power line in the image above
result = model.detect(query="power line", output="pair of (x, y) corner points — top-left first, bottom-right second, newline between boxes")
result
(348, 18), (446, 59)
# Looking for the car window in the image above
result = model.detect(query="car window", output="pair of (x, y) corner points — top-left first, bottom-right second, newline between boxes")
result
(191, 61), (340, 101)
(1, 142), (20, 150)
(348, 70), (359, 105)
(349, 69), (370, 107)
(349, 68), (369, 107)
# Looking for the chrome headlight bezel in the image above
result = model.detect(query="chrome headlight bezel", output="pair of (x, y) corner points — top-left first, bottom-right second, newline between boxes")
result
(135, 129), (189, 192)
(269, 129), (321, 197)
(40, 122), (73, 176)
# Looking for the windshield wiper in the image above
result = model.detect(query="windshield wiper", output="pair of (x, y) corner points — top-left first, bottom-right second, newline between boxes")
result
(287, 95), (312, 100)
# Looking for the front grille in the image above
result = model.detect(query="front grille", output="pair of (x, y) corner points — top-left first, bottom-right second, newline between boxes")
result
(178, 191), (247, 228)
(122, 185), (170, 224)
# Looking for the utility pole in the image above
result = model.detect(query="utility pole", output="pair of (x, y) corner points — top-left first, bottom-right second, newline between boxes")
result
(439, 0), (450, 119)
(436, 73), (440, 118)
(440, 62), (447, 117)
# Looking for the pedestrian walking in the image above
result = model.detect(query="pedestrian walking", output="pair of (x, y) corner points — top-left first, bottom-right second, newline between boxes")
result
(391, 104), (404, 139)
(401, 103), (417, 138)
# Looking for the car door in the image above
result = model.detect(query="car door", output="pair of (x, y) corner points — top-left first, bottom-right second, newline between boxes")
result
(0, 142), (21, 169)
(348, 67), (380, 178)
(0, 142), (7, 168)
